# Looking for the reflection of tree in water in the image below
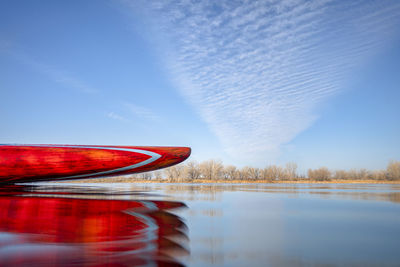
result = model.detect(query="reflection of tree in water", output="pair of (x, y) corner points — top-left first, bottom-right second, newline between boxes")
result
(0, 185), (188, 266)
(259, 184), (400, 204)
(162, 184), (226, 202)
(327, 192), (400, 204)
(153, 183), (400, 204)
(161, 184), (264, 201)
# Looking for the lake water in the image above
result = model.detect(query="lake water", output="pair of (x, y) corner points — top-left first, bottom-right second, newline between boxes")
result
(0, 183), (399, 266)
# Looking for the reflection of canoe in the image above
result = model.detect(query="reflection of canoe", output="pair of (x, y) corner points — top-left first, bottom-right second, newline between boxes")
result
(0, 194), (187, 266)
(0, 144), (191, 183)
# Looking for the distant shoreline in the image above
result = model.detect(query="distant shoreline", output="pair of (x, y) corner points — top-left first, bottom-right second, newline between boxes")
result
(63, 178), (400, 184)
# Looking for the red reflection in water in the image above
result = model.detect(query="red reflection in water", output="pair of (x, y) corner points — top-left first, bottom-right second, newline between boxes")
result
(0, 191), (187, 266)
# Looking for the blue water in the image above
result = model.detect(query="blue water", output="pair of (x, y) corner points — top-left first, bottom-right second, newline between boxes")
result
(120, 183), (400, 266)
(2, 183), (400, 266)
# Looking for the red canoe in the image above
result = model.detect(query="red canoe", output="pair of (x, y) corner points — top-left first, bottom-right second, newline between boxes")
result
(0, 144), (191, 184)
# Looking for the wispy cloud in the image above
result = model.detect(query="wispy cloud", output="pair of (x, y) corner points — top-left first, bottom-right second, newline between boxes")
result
(107, 103), (159, 123)
(127, 0), (400, 160)
(124, 102), (159, 121)
(107, 111), (129, 122)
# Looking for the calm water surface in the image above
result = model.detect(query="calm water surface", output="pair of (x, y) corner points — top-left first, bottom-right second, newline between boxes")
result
(1, 183), (399, 266)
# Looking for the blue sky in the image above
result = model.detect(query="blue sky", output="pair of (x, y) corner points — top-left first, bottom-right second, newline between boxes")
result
(1, 0), (399, 170)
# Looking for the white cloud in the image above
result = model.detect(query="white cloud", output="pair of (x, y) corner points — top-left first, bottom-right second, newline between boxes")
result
(124, 102), (159, 121)
(127, 0), (400, 161)
(108, 103), (159, 123)
(107, 111), (129, 122)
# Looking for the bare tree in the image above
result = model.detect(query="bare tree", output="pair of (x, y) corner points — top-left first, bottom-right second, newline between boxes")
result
(200, 159), (223, 180)
(285, 162), (298, 180)
(153, 170), (163, 180)
(357, 169), (370, 180)
(164, 165), (184, 181)
(248, 167), (261, 180)
(268, 165), (285, 180)
(156, 159), (400, 182)
(184, 161), (201, 181)
(372, 169), (387, 180)
(240, 166), (251, 180)
(308, 167), (331, 181)
(334, 170), (348, 180)
(387, 161), (400, 180)
(236, 168), (247, 180)
(260, 167), (273, 181)
(164, 167), (175, 181)
(139, 172), (152, 180)
(224, 165), (238, 180)
(174, 165), (185, 182)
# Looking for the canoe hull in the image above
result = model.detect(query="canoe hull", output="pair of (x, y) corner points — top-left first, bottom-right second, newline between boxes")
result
(0, 145), (191, 183)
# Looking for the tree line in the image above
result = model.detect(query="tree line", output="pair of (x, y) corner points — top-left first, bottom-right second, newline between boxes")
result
(133, 160), (400, 182)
